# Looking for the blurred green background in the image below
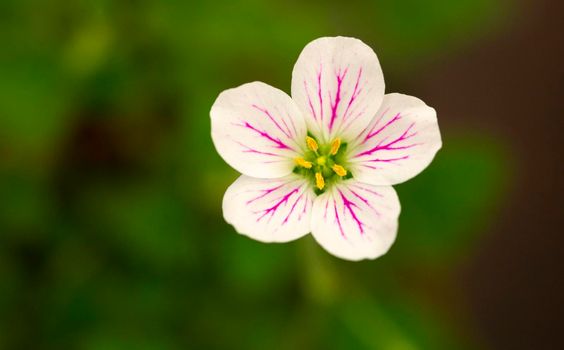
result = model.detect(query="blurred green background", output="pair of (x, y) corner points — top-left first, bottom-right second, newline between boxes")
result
(2, 0), (562, 349)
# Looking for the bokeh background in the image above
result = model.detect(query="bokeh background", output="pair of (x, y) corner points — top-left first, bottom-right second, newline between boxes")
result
(1, 0), (562, 349)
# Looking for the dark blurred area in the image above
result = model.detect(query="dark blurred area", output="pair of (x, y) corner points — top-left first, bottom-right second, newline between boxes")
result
(0, 0), (562, 349)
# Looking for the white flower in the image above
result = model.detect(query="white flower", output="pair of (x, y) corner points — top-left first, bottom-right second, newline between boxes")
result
(210, 37), (441, 261)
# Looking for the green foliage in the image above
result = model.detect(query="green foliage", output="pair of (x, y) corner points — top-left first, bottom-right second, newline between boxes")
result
(395, 134), (510, 263)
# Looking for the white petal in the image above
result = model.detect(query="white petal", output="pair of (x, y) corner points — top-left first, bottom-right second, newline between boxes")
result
(311, 181), (400, 261)
(223, 175), (315, 243)
(211, 82), (307, 178)
(349, 93), (442, 185)
(291, 36), (385, 143)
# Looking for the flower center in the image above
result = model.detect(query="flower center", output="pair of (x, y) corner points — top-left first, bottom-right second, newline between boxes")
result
(293, 135), (352, 194)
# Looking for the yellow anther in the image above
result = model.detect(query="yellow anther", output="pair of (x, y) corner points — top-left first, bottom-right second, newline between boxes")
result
(295, 157), (312, 169)
(330, 138), (341, 155)
(332, 164), (347, 177)
(315, 172), (325, 190)
(306, 136), (319, 152)
(316, 156), (326, 166)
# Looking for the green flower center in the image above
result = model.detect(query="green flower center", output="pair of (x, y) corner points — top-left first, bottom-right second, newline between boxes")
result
(293, 134), (353, 194)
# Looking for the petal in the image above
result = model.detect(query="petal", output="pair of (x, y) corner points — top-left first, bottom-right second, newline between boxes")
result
(211, 82), (307, 178)
(348, 93), (442, 185)
(223, 175), (315, 243)
(291, 36), (385, 143)
(311, 181), (400, 261)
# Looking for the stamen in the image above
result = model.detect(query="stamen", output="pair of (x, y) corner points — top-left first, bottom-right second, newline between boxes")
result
(295, 157), (312, 169)
(306, 136), (319, 152)
(332, 164), (347, 177)
(330, 138), (341, 155)
(315, 172), (325, 190)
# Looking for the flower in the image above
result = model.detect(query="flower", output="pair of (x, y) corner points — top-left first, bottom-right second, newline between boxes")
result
(210, 37), (441, 261)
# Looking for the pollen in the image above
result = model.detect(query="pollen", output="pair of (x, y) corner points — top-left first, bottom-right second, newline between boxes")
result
(306, 136), (319, 152)
(330, 138), (341, 155)
(332, 164), (347, 177)
(315, 172), (325, 190)
(295, 157), (313, 169)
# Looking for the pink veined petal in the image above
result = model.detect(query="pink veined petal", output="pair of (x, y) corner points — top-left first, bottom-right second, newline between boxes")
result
(211, 82), (307, 178)
(348, 93), (442, 186)
(223, 175), (315, 243)
(310, 181), (400, 261)
(291, 36), (385, 143)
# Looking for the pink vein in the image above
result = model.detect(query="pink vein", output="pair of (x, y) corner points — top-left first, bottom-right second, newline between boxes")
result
(252, 104), (292, 139)
(355, 122), (418, 158)
(357, 107), (389, 144)
(236, 122), (292, 150)
(342, 67), (363, 121)
(360, 164), (384, 170)
(246, 183), (286, 205)
(301, 197), (311, 220)
(235, 141), (282, 157)
(349, 189), (380, 217)
(362, 112), (400, 144)
(304, 80), (317, 120)
(339, 190), (364, 235)
(287, 112), (299, 137)
(329, 67), (348, 131)
(351, 184), (384, 197)
(334, 200), (346, 238)
(256, 187), (299, 222)
(317, 65), (324, 121)
(365, 155), (410, 163)
(282, 192), (305, 224)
